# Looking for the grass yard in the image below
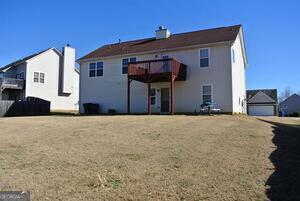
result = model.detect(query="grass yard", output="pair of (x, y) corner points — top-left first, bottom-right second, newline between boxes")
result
(0, 115), (299, 200)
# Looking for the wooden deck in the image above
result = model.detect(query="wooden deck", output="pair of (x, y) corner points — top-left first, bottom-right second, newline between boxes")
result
(127, 58), (187, 115)
(128, 58), (187, 83)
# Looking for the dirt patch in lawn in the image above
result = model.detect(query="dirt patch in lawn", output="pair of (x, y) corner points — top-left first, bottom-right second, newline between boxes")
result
(0, 115), (295, 200)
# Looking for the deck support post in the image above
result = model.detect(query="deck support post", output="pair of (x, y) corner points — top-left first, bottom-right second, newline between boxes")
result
(147, 80), (151, 115)
(127, 78), (131, 114)
(170, 76), (175, 115)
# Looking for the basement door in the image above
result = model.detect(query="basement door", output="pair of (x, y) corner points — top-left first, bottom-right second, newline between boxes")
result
(161, 88), (170, 113)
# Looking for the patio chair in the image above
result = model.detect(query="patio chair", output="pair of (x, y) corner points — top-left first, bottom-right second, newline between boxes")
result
(200, 102), (221, 115)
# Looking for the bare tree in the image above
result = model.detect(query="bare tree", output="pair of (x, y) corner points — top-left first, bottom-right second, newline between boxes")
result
(279, 86), (293, 102)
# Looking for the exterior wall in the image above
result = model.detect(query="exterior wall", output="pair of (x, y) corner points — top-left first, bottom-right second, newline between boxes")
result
(279, 94), (300, 115)
(80, 44), (234, 113)
(25, 50), (79, 111)
(231, 32), (247, 113)
(4, 63), (27, 79)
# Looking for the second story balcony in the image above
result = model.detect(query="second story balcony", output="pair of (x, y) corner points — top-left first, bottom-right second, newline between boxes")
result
(128, 58), (187, 83)
(0, 78), (25, 91)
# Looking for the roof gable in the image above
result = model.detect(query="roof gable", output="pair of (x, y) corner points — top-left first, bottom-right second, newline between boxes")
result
(0, 48), (62, 72)
(279, 94), (300, 105)
(79, 25), (241, 61)
(247, 89), (277, 102)
(248, 91), (277, 103)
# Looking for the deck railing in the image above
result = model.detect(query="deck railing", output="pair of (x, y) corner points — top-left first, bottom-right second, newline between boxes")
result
(128, 58), (186, 78)
(0, 78), (24, 90)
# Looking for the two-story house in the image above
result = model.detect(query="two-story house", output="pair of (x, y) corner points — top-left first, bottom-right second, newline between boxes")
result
(0, 45), (79, 111)
(78, 25), (248, 114)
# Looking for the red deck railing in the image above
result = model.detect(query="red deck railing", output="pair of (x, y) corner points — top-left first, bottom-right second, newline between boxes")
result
(128, 58), (186, 81)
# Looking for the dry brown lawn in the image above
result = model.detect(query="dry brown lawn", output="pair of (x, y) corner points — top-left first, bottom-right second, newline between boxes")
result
(0, 115), (299, 200)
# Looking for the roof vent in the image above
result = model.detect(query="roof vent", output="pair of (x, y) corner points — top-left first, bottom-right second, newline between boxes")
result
(156, 26), (171, 39)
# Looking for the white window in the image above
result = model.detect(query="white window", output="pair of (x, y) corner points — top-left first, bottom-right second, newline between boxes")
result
(34, 72), (44, 83)
(89, 63), (96, 77)
(232, 48), (235, 63)
(34, 72), (39, 83)
(89, 62), (103, 77)
(96, 62), (103, 76)
(39, 73), (45, 83)
(122, 57), (136, 74)
(200, 48), (210, 67)
(150, 88), (156, 105)
(202, 85), (212, 104)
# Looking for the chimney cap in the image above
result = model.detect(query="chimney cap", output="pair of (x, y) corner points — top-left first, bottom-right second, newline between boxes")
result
(66, 44), (70, 47)
(159, 26), (165, 30)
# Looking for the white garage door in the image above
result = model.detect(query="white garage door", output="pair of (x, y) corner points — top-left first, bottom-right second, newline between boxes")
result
(248, 105), (274, 116)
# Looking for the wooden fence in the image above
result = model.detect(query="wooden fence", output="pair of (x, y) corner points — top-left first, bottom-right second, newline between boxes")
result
(0, 97), (50, 117)
(0, 100), (14, 117)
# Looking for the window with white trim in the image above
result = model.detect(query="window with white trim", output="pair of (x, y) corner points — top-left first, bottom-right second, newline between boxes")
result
(33, 72), (44, 83)
(122, 57), (136, 74)
(39, 73), (45, 83)
(96, 62), (103, 76)
(150, 88), (156, 105)
(232, 48), (235, 63)
(200, 48), (209, 67)
(202, 85), (212, 104)
(89, 61), (103, 77)
(89, 63), (96, 77)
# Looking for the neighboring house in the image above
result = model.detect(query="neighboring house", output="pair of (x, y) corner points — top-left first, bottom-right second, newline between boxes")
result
(246, 89), (278, 116)
(279, 94), (300, 116)
(78, 25), (248, 114)
(0, 46), (79, 111)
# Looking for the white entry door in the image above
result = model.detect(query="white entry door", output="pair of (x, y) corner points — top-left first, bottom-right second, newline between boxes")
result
(248, 105), (274, 116)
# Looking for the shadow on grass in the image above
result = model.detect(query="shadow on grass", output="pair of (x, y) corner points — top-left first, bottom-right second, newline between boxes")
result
(259, 119), (300, 201)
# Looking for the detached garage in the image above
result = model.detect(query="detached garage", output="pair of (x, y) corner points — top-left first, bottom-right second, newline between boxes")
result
(247, 89), (278, 116)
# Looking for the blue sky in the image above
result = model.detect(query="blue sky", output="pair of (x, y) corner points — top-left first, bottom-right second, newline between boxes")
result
(1, 0), (299, 94)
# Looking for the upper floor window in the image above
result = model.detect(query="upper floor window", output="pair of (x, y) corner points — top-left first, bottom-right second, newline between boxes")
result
(232, 49), (235, 63)
(122, 57), (136, 74)
(40, 73), (45, 83)
(89, 62), (103, 77)
(202, 84), (212, 104)
(200, 48), (209, 67)
(34, 72), (44, 83)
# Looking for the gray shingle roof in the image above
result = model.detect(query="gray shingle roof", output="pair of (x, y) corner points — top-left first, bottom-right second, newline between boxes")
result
(247, 89), (278, 102)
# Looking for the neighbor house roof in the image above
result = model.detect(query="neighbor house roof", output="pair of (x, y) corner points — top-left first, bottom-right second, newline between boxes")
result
(79, 25), (242, 61)
(0, 48), (52, 72)
(279, 93), (300, 105)
(0, 47), (78, 73)
(247, 89), (278, 103)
